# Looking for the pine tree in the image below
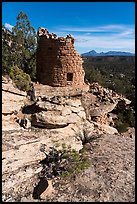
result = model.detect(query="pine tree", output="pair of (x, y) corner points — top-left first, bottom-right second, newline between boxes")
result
(2, 25), (14, 74)
(12, 11), (37, 80)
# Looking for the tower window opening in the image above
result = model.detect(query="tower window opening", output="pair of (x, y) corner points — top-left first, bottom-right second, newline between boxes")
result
(67, 73), (73, 81)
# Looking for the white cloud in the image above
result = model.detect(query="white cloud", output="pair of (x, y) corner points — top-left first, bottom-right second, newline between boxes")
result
(74, 34), (135, 54)
(5, 23), (14, 31)
(54, 24), (135, 54)
(60, 24), (134, 33)
(117, 29), (134, 38)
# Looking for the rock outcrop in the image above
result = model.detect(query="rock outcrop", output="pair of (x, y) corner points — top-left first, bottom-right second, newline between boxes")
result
(2, 76), (27, 131)
(2, 77), (133, 201)
(31, 97), (86, 129)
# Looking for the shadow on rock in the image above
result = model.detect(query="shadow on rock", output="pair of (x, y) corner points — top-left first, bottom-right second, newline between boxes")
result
(32, 177), (48, 199)
(22, 103), (41, 114)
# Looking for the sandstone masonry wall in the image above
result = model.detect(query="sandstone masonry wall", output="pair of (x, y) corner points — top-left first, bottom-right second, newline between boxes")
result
(36, 28), (85, 87)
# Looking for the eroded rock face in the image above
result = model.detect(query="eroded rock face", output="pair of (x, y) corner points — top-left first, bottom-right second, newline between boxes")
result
(30, 81), (131, 133)
(32, 97), (86, 128)
(2, 77), (27, 114)
(2, 76), (27, 131)
(83, 82), (131, 125)
(90, 102), (118, 117)
(2, 78), (131, 135)
(94, 122), (118, 135)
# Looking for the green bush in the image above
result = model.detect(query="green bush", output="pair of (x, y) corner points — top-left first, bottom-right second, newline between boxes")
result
(40, 143), (91, 180)
(83, 56), (135, 109)
(114, 120), (128, 133)
(60, 144), (91, 178)
(114, 107), (135, 133)
(9, 65), (32, 92)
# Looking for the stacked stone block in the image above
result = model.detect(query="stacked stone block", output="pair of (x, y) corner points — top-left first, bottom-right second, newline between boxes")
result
(36, 27), (85, 87)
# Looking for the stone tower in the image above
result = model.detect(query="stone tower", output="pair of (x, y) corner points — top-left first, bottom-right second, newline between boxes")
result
(36, 27), (85, 87)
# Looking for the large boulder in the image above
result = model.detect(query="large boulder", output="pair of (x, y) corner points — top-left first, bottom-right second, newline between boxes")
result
(31, 110), (85, 128)
(32, 111), (68, 128)
(2, 80), (26, 114)
(94, 122), (118, 135)
(65, 98), (82, 107)
(89, 102), (118, 117)
(32, 97), (86, 128)
(2, 77), (27, 131)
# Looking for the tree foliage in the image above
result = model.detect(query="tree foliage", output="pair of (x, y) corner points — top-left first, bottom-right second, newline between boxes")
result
(2, 25), (13, 74)
(83, 56), (135, 108)
(12, 11), (37, 80)
(83, 56), (135, 131)
(39, 143), (91, 180)
(9, 65), (32, 92)
(2, 11), (37, 81)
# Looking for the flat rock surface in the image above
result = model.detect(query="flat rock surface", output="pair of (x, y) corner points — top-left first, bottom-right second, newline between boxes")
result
(2, 128), (134, 202)
(46, 129), (135, 202)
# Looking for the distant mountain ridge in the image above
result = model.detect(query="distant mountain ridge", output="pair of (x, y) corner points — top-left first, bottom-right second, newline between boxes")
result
(81, 50), (135, 56)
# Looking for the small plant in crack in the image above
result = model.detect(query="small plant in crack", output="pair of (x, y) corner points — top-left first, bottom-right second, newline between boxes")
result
(39, 143), (91, 180)
(82, 130), (101, 145)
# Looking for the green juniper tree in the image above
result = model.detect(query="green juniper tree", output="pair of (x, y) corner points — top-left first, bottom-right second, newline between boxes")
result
(2, 25), (14, 74)
(2, 11), (37, 91)
(12, 11), (37, 80)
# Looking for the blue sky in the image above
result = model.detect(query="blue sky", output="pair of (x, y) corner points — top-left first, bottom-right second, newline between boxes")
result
(2, 2), (135, 54)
